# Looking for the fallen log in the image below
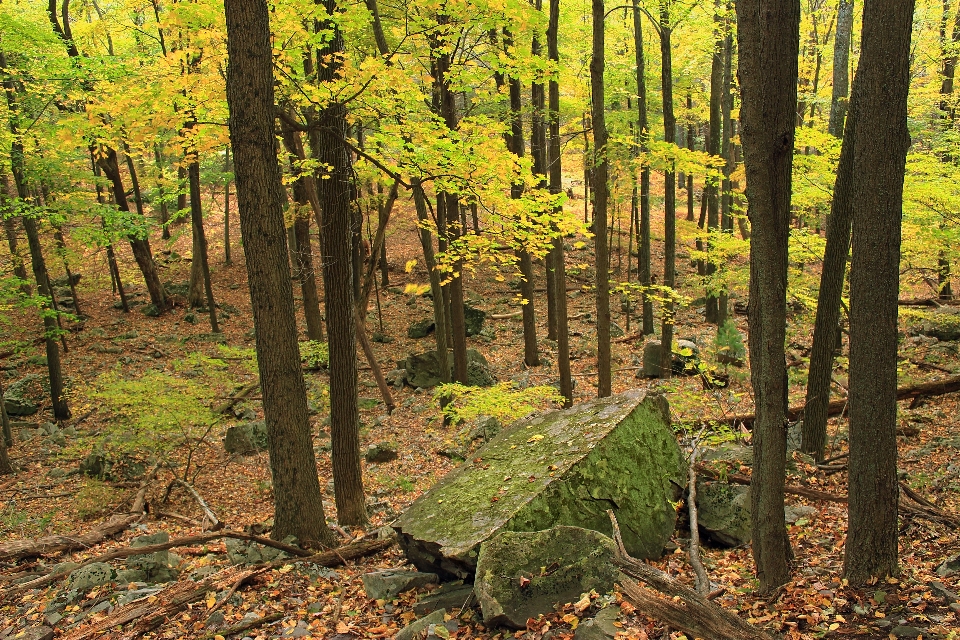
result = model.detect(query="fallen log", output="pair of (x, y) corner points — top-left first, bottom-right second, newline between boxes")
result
(213, 378), (259, 415)
(172, 479), (222, 531)
(0, 466), (157, 562)
(718, 374), (960, 427)
(607, 511), (773, 640)
(898, 297), (940, 307)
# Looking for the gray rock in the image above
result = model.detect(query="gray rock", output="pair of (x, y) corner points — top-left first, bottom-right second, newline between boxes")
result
(575, 607), (620, 640)
(892, 625), (926, 638)
(116, 587), (163, 606)
(700, 441), (753, 467)
(224, 536), (297, 566)
(394, 390), (684, 579)
(396, 609), (446, 640)
(466, 415), (501, 442)
(65, 563), (115, 591)
(414, 583), (474, 616)
(784, 505), (818, 524)
(464, 305), (486, 337)
(362, 569), (438, 600)
(79, 451), (112, 479)
(609, 323), (624, 338)
(386, 368), (408, 389)
(365, 442), (399, 463)
(403, 349), (494, 389)
(224, 420), (269, 455)
(641, 340), (664, 378)
(115, 569), (148, 585)
(640, 340), (700, 378)
(908, 307), (960, 341)
(696, 481), (751, 547)
(4, 374), (43, 416)
(127, 532), (175, 582)
(408, 319), (436, 339)
(928, 580), (959, 603)
(936, 553), (960, 577)
(44, 612), (62, 627)
(206, 611), (226, 627)
(475, 527), (621, 629)
(16, 626), (54, 640)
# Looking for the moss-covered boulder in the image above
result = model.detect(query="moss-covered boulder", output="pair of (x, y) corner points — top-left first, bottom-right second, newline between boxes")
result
(393, 390), (684, 578)
(475, 527), (621, 628)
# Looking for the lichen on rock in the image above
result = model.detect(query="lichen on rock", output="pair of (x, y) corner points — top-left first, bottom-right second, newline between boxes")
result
(393, 389), (685, 578)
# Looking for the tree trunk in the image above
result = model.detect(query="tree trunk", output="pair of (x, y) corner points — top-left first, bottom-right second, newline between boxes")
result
(705, 8), (722, 324)
(633, 0), (654, 336)
(224, 147), (232, 264)
(412, 183), (452, 385)
(591, 0), (611, 397)
(802, 100), (858, 461)
(154, 147), (171, 240)
(658, 4), (677, 379)
(313, 0), (366, 527)
(1, 171), (30, 295)
(188, 156), (219, 332)
(718, 18), (733, 324)
(937, 0), (959, 299)
(844, 0), (914, 584)
(548, 0), (572, 406)
(223, 0), (336, 547)
(828, 0), (854, 137)
(686, 96), (695, 222)
(96, 147), (168, 312)
(735, 0), (800, 593)
(0, 380), (13, 473)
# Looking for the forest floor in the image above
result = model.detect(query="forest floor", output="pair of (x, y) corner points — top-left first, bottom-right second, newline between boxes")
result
(1, 178), (959, 640)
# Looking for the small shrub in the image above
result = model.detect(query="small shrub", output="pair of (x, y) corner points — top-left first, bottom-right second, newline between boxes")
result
(433, 382), (563, 426)
(300, 341), (329, 370)
(74, 479), (123, 519)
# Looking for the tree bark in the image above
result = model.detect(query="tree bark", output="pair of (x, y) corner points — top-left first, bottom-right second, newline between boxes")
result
(735, 0), (800, 593)
(0, 380), (13, 474)
(0, 170), (30, 295)
(633, 0), (654, 336)
(223, 147), (232, 264)
(705, 8), (722, 324)
(828, 0), (854, 137)
(413, 183), (452, 385)
(591, 0), (611, 397)
(844, 0), (914, 584)
(224, 0), (336, 547)
(658, 3), (678, 379)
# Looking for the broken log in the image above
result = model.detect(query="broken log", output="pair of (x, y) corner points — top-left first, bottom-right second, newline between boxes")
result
(607, 511), (773, 640)
(213, 378), (260, 415)
(898, 297), (940, 307)
(173, 479), (222, 531)
(718, 374), (960, 427)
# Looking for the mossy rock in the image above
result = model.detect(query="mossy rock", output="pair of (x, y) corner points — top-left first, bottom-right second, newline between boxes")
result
(695, 481), (751, 547)
(3, 374), (44, 416)
(223, 421), (269, 455)
(394, 390), (684, 579)
(475, 526), (620, 628)
(403, 349), (493, 389)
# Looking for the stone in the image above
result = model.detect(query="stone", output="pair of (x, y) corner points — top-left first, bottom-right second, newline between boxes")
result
(936, 553), (960, 577)
(891, 625), (926, 638)
(414, 583), (474, 616)
(575, 607), (620, 640)
(365, 442), (399, 463)
(475, 527), (621, 629)
(641, 340), (664, 377)
(361, 569), (438, 600)
(928, 580), (959, 603)
(4, 374), (43, 416)
(403, 349), (494, 389)
(394, 390), (684, 578)
(908, 307), (960, 341)
(466, 415), (501, 443)
(127, 532), (172, 581)
(463, 304), (486, 337)
(609, 323), (624, 339)
(784, 505), (818, 524)
(65, 563), (115, 591)
(15, 627), (54, 640)
(696, 481), (751, 547)
(408, 319), (436, 339)
(206, 611), (226, 628)
(386, 368), (408, 388)
(79, 451), (112, 479)
(141, 304), (162, 317)
(115, 569), (148, 585)
(223, 420), (269, 455)
(396, 610), (446, 640)
(700, 441), (753, 467)
(224, 536), (297, 565)
(639, 340), (700, 378)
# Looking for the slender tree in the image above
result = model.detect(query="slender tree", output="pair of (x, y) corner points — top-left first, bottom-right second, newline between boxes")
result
(845, 0), (914, 584)
(633, 0), (654, 336)
(591, 0), (612, 397)
(828, 0), (854, 137)
(705, 2), (723, 324)
(658, 0), (678, 379)
(224, 0), (336, 547)
(735, 0), (800, 592)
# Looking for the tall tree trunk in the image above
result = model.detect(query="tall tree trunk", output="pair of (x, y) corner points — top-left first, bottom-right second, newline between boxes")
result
(844, 0), (914, 584)
(154, 147), (171, 240)
(937, 0), (959, 299)
(718, 17), (733, 324)
(591, 0), (611, 397)
(828, 0), (854, 137)
(413, 183), (452, 385)
(658, 3), (678, 379)
(735, 0), (800, 593)
(548, 0), (572, 406)
(705, 7), (723, 324)
(223, 147), (232, 264)
(1, 170), (30, 295)
(634, 0), (654, 336)
(0, 380), (13, 473)
(188, 155), (220, 332)
(686, 95), (695, 222)
(314, 0), (366, 527)
(224, 0), (336, 547)
(802, 102), (857, 461)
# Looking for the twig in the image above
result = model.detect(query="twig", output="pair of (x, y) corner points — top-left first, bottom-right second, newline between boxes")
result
(173, 479), (223, 531)
(197, 612), (283, 640)
(686, 439), (710, 596)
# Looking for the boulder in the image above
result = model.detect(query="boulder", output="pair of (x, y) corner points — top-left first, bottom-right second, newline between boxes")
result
(223, 420), (269, 455)
(936, 553), (960, 577)
(65, 562), (115, 591)
(394, 390), (684, 578)
(639, 340), (700, 378)
(79, 451), (112, 479)
(575, 607), (620, 640)
(4, 374), (43, 416)
(396, 610), (446, 640)
(127, 532), (178, 582)
(361, 569), (438, 600)
(16, 627), (54, 640)
(464, 415), (501, 443)
(224, 536), (296, 565)
(408, 319), (436, 339)
(365, 442), (399, 463)
(463, 305), (486, 337)
(475, 527), (621, 628)
(403, 349), (494, 389)
(414, 583), (474, 616)
(696, 481), (751, 547)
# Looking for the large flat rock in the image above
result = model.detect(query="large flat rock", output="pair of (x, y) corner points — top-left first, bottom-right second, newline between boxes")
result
(394, 390), (684, 578)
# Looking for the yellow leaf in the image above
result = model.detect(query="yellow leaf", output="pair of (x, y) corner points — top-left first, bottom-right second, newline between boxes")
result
(336, 621), (350, 634)
(205, 596), (216, 609)
(829, 623), (839, 631)
(527, 434), (544, 443)
(279, 564), (293, 573)
(561, 613), (579, 629)
(405, 259), (418, 273)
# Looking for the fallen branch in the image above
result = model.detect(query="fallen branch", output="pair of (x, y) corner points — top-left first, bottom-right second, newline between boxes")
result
(173, 479), (222, 531)
(213, 379), (260, 415)
(198, 612), (284, 640)
(898, 297), (940, 307)
(0, 466), (157, 562)
(686, 443), (710, 596)
(613, 332), (647, 344)
(607, 511), (773, 640)
(490, 310), (522, 320)
(719, 374), (960, 427)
